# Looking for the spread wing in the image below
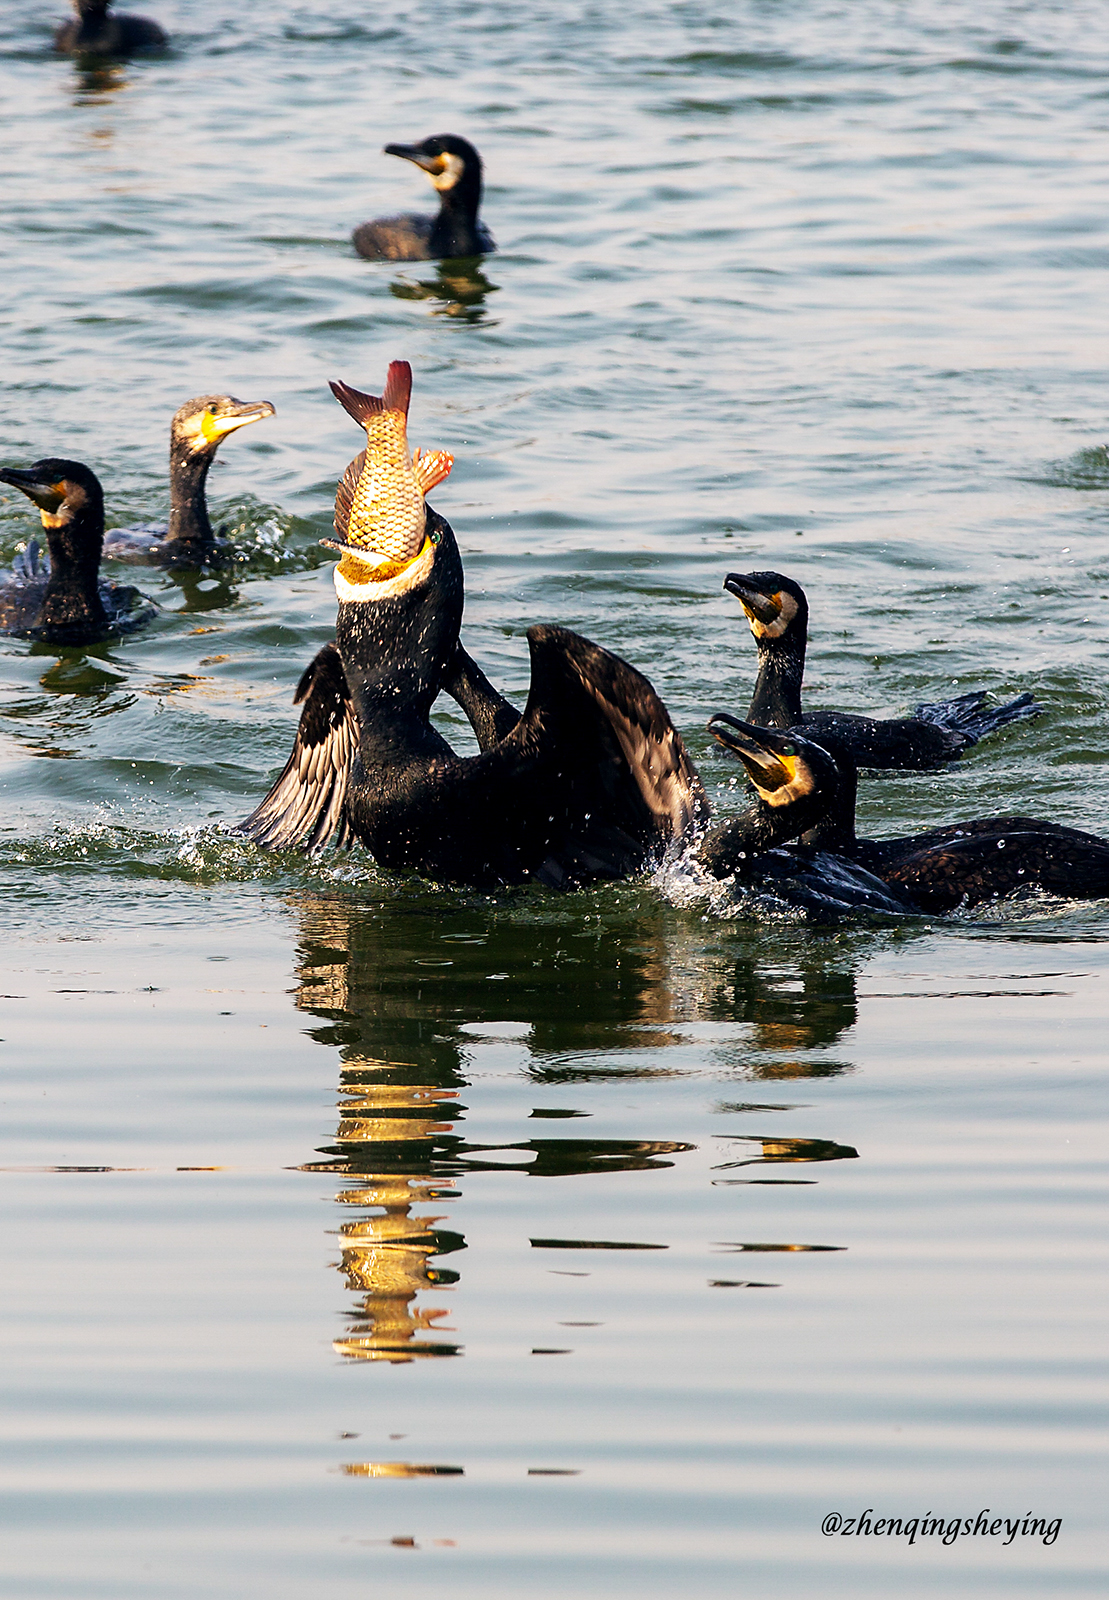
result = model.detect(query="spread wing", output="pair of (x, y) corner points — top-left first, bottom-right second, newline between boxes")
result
(234, 643), (358, 852)
(524, 626), (708, 838)
(503, 625), (709, 884)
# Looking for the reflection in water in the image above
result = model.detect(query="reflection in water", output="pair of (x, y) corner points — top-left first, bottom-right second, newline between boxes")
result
(388, 259), (499, 324)
(289, 891), (865, 1363)
(712, 1137), (859, 1169)
(164, 567), (239, 615)
(69, 62), (129, 108)
(27, 642), (130, 698)
(307, 1065), (467, 1364)
(291, 894), (704, 1363)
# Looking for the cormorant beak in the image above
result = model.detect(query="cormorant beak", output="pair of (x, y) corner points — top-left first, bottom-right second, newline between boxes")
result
(707, 713), (799, 793)
(0, 466), (66, 512)
(384, 142), (441, 174)
(200, 400), (276, 446)
(384, 143), (464, 192)
(723, 573), (781, 627)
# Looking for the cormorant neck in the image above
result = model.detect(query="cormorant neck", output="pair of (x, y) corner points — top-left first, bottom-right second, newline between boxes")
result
(333, 518), (465, 744)
(429, 173), (483, 256)
(746, 636), (805, 727)
(167, 444), (215, 549)
(800, 758), (859, 851)
(40, 506), (108, 636)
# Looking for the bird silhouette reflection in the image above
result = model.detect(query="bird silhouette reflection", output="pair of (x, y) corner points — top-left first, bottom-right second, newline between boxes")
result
(388, 259), (499, 323)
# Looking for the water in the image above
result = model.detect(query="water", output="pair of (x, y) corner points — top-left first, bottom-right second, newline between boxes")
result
(1, 1), (1108, 1593)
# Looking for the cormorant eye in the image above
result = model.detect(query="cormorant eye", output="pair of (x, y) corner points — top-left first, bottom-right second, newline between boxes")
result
(779, 742), (796, 757)
(429, 527), (441, 546)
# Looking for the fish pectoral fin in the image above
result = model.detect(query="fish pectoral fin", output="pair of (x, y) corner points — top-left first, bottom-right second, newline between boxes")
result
(412, 448), (454, 495)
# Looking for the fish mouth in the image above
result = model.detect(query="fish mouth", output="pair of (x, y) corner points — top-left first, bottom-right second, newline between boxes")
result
(723, 573), (781, 626)
(707, 713), (800, 792)
(200, 399), (276, 446)
(0, 465), (66, 511)
(384, 141), (442, 175)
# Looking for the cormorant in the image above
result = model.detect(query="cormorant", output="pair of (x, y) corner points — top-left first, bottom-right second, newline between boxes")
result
(0, 460), (154, 645)
(235, 366), (703, 887)
(724, 570), (1039, 769)
(706, 717), (1109, 913)
(236, 518), (705, 887)
(694, 719), (917, 916)
(55, 0), (167, 54)
(352, 136), (494, 263)
(103, 394), (275, 567)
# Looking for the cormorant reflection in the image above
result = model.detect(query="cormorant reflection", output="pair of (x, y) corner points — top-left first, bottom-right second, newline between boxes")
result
(714, 950), (860, 1078)
(69, 61), (128, 107)
(162, 565), (239, 615)
(290, 893), (699, 1362)
(388, 259), (499, 324)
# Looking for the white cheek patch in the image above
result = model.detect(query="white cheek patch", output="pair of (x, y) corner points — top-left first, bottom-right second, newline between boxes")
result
(749, 591), (799, 641)
(431, 152), (465, 192)
(333, 538), (435, 604)
(760, 761), (816, 809)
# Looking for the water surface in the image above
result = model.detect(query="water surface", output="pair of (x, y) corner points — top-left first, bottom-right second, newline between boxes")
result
(1, 1), (1108, 1594)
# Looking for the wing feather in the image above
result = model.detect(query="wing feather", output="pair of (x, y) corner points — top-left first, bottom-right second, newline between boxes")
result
(234, 642), (358, 853)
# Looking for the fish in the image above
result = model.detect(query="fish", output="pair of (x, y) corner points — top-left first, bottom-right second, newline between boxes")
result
(323, 361), (453, 586)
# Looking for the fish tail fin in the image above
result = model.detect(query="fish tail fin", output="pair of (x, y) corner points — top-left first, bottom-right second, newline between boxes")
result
(412, 448), (454, 495)
(329, 360), (413, 425)
(383, 360), (412, 415)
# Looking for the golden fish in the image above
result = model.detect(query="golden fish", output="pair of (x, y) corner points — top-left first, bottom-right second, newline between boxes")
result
(323, 361), (453, 585)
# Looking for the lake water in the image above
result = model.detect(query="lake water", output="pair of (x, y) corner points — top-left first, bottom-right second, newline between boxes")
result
(1, 1), (1107, 1594)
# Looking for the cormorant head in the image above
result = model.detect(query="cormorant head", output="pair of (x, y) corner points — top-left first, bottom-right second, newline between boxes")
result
(724, 571), (808, 643)
(170, 395), (276, 460)
(707, 714), (837, 811)
(384, 135), (483, 201)
(0, 458), (104, 534)
(74, 0), (112, 15)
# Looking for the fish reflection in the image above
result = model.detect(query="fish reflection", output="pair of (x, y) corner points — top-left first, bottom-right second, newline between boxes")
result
(388, 259), (499, 323)
(304, 1066), (467, 1364)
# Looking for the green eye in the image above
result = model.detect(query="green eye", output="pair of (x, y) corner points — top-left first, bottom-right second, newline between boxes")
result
(780, 742), (796, 756)
(429, 527), (441, 546)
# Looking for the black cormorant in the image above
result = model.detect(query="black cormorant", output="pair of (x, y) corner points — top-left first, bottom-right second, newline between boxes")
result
(55, 0), (167, 54)
(706, 717), (1109, 913)
(0, 460), (154, 645)
(236, 514), (705, 887)
(234, 368), (703, 887)
(724, 570), (1039, 769)
(103, 394), (275, 567)
(353, 136), (494, 263)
